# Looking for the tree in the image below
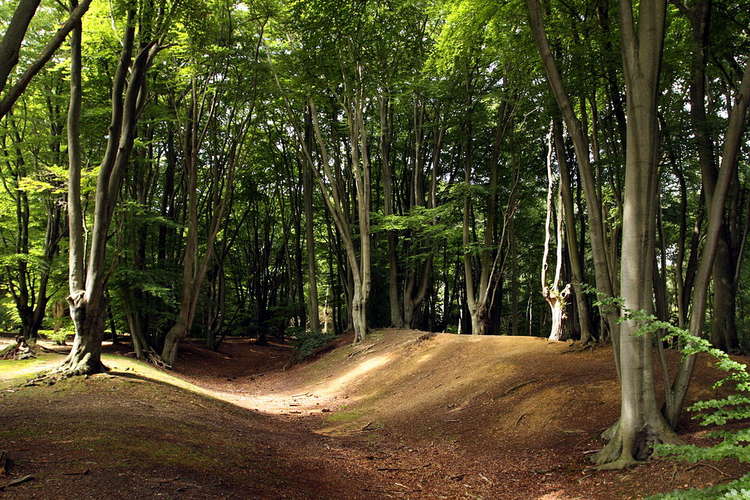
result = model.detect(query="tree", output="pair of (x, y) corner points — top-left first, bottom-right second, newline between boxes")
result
(61, 1), (175, 375)
(0, 0), (94, 120)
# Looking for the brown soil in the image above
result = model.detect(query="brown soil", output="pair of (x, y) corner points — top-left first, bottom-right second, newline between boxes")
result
(1, 330), (747, 499)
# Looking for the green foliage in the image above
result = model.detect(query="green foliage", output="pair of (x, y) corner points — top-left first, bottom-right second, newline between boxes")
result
(0, 293), (19, 331)
(586, 287), (750, 499)
(287, 327), (337, 360)
(651, 474), (750, 500)
(39, 326), (74, 345)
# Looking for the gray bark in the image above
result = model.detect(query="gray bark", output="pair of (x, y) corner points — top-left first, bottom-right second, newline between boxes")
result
(667, 59), (750, 427)
(527, 0), (619, 345)
(553, 120), (593, 343)
(61, 9), (159, 375)
(593, 0), (679, 468)
(0, 0), (94, 120)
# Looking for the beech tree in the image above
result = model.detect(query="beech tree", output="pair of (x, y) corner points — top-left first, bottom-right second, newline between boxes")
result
(61, 0), (177, 375)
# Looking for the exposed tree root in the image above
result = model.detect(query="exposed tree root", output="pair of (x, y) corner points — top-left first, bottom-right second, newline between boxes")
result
(1, 337), (36, 360)
(142, 350), (172, 370)
(24, 352), (110, 385)
(592, 418), (681, 469)
(600, 420), (619, 442)
(564, 342), (595, 353)
(594, 457), (644, 471)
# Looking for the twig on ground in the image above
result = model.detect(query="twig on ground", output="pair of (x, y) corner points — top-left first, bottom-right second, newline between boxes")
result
(62, 469), (90, 476)
(686, 463), (730, 477)
(498, 379), (539, 398)
(377, 464), (431, 472)
(0, 474), (34, 490)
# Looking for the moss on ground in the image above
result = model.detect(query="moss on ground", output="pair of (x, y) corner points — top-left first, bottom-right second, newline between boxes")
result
(325, 408), (366, 423)
(0, 353), (62, 389)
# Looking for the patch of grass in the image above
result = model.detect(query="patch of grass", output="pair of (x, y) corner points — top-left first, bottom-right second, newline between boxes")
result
(87, 436), (223, 470)
(325, 408), (366, 423)
(0, 354), (59, 374)
(0, 426), (36, 440)
(0, 353), (62, 389)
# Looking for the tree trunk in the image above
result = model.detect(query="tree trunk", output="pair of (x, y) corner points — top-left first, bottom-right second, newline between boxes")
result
(61, 8), (157, 376)
(59, 294), (107, 375)
(306, 96), (371, 344)
(594, 0), (676, 468)
(469, 304), (488, 336)
(667, 60), (750, 426)
(379, 97), (403, 328)
(303, 108), (321, 333)
(0, 0), (42, 93)
(0, 0), (95, 119)
(542, 121), (571, 342)
(527, 0), (619, 343)
(711, 238), (738, 351)
(553, 119), (593, 343)
(58, 0), (107, 375)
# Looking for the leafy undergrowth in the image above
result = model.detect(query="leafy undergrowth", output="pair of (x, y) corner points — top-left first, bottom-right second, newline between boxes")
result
(1, 331), (748, 499)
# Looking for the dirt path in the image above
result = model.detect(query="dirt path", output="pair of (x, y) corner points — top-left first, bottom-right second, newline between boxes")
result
(1, 332), (747, 499)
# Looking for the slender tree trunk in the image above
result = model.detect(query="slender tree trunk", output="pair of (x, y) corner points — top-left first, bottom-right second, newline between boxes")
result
(667, 60), (750, 426)
(161, 78), (244, 365)
(379, 97), (403, 328)
(553, 119), (593, 343)
(542, 122), (571, 341)
(0, 0), (42, 93)
(306, 95), (371, 344)
(0, 0), (94, 120)
(527, 0), (619, 345)
(303, 108), (321, 333)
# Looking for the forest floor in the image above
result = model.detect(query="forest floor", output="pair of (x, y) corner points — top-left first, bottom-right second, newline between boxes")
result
(1, 330), (748, 499)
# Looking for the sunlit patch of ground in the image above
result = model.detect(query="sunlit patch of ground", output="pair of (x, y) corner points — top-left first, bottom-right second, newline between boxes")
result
(1, 330), (746, 499)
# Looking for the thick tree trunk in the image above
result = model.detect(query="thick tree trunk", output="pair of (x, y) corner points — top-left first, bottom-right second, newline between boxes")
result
(711, 238), (738, 351)
(59, 295), (106, 375)
(58, 0), (107, 376)
(162, 320), (186, 367)
(593, 0), (677, 468)
(61, 8), (157, 376)
(469, 305), (488, 336)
